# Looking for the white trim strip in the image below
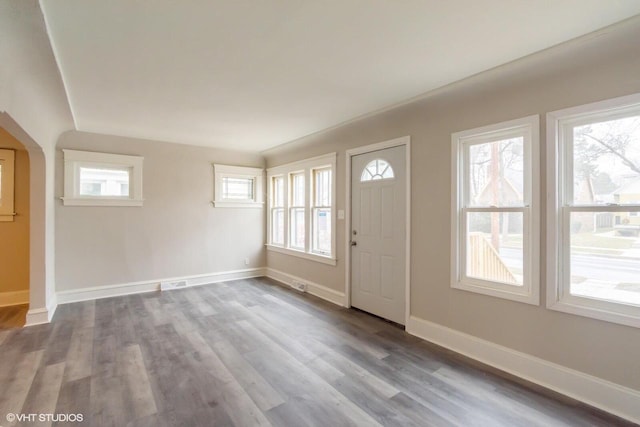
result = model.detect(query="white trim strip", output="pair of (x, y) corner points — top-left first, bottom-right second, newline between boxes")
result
(56, 268), (266, 304)
(0, 290), (29, 307)
(265, 267), (347, 307)
(406, 315), (640, 424)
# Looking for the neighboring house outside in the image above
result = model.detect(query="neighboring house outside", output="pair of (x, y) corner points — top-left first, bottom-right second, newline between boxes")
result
(614, 177), (640, 227)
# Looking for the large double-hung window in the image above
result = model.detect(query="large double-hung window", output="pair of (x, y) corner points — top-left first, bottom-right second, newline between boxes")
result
(267, 153), (336, 265)
(452, 116), (540, 304)
(548, 94), (640, 327)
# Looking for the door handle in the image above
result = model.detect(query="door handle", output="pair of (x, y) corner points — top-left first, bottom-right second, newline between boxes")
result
(351, 241), (357, 247)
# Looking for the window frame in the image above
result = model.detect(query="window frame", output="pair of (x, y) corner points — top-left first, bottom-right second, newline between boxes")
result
(288, 171), (306, 250)
(270, 175), (285, 246)
(311, 166), (333, 256)
(451, 115), (540, 305)
(62, 149), (144, 207)
(267, 153), (337, 265)
(547, 93), (640, 328)
(212, 164), (264, 208)
(0, 148), (16, 221)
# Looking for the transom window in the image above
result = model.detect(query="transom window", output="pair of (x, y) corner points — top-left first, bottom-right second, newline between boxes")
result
(547, 93), (640, 327)
(62, 149), (144, 207)
(361, 159), (394, 181)
(212, 164), (263, 208)
(452, 115), (539, 305)
(267, 153), (337, 265)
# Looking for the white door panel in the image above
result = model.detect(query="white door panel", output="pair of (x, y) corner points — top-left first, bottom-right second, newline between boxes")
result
(351, 146), (406, 324)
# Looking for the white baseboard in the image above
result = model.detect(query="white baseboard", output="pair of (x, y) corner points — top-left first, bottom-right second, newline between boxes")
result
(0, 290), (29, 307)
(25, 294), (57, 326)
(406, 315), (640, 424)
(56, 268), (266, 304)
(265, 267), (347, 307)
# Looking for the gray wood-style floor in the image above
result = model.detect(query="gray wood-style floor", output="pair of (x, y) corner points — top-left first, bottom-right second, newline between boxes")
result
(0, 277), (632, 427)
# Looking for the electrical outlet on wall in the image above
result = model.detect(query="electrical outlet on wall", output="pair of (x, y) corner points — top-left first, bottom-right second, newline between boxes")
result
(244, 258), (250, 266)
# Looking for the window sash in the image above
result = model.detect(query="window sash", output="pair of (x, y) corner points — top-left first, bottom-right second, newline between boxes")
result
(547, 94), (640, 327)
(452, 115), (539, 305)
(460, 207), (530, 289)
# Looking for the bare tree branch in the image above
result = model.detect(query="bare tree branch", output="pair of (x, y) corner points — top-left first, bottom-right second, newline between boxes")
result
(583, 134), (640, 175)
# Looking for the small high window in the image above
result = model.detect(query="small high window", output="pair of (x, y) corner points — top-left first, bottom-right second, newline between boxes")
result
(213, 164), (263, 208)
(361, 159), (394, 181)
(62, 149), (144, 207)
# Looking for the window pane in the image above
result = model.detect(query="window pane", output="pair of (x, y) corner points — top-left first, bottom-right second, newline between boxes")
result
(315, 168), (331, 206)
(466, 211), (523, 286)
(572, 115), (640, 205)
(79, 167), (130, 197)
(361, 159), (394, 181)
(223, 177), (254, 200)
(273, 176), (284, 207)
(291, 173), (305, 206)
(468, 137), (524, 207)
(313, 207), (331, 254)
(569, 211), (640, 305)
(272, 208), (284, 245)
(290, 207), (305, 249)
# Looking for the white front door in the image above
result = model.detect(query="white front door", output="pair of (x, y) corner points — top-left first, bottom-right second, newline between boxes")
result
(350, 145), (406, 324)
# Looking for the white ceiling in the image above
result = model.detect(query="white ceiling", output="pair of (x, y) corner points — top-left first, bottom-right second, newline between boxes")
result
(41, 1), (640, 151)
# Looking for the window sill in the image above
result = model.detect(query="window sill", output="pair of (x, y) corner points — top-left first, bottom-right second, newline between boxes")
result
(211, 200), (264, 208)
(452, 279), (538, 305)
(0, 213), (16, 222)
(61, 197), (143, 207)
(548, 296), (640, 329)
(266, 244), (337, 266)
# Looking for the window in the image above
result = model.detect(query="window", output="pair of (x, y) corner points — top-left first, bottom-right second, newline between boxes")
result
(267, 153), (337, 265)
(361, 159), (394, 181)
(312, 167), (332, 255)
(0, 149), (15, 221)
(271, 176), (285, 245)
(212, 164), (263, 208)
(451, 115), (539, 304)
(289, 172), (305, 249)
(62, 149), (144, 206)
(547, 93), (640, 327)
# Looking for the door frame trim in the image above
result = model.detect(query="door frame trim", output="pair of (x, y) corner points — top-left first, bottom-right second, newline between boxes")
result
(345, 135), (411, 325)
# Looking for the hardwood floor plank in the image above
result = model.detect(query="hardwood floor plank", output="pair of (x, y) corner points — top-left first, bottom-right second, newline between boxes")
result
(117, 345), (158, 420)
(19, 362), (66, 427)
(211, 338), (286, 411)
(0, 350), (43, 418)
(64, 326), (93, 382)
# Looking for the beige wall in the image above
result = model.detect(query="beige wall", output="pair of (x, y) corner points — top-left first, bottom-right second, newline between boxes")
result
(263, 20), (640, 390)
(55, 131), (265, 291)
(0, 127), (30, 295)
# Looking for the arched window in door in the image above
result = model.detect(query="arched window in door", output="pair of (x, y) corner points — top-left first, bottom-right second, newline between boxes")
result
(360, 159), (394, 181)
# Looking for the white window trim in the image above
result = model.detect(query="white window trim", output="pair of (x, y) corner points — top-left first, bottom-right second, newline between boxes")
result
(0, 149), (16, 221)
(451, 115), (540, 305)
(266, 153), (337, 265)
(311, 166), (332, 256)
(547, 93), (640, 328)
(212, 164), (264, 208)
(62, 149), (144, 207)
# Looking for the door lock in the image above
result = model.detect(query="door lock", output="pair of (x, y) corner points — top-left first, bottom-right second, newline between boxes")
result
(351, 241), (357, 247)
